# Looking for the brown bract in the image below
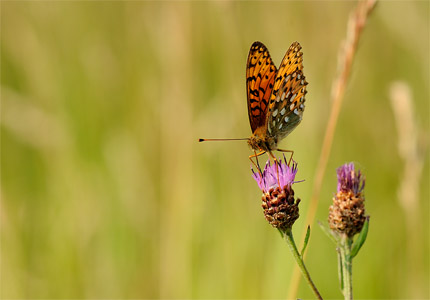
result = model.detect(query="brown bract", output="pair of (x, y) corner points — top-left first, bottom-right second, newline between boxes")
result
(261, 185), (300, 231)
(328, 190), (366, 237)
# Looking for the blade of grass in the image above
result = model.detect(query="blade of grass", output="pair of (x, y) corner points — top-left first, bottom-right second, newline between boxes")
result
(300, 225), (311, 257)
(351, 216), (370, 258)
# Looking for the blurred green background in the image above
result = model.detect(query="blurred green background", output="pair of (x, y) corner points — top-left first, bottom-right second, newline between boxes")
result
(1, 1), (429, 299)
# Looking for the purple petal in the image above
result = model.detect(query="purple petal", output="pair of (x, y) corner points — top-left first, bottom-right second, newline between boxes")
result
(251, 156), (298, 192)
(337, 162), (365, 194)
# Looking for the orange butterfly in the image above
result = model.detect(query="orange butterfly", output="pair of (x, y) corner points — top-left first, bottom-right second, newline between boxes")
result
(200, 41), (308, 169)
(246, 41), (308, 166)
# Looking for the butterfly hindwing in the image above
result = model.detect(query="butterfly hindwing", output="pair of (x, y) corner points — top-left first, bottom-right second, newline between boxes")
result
(267, 42), (308, 141)
(246, 42), (277, 133)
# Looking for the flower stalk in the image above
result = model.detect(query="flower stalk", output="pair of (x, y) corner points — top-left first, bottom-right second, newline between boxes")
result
(252, 157), (322, 299)
(339, 234), (353, 299)
(283, 228), (323, 300)
(324, 162), (369, 300)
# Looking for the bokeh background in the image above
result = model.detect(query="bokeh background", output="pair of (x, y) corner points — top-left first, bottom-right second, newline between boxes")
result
(1, 1), (429, 299)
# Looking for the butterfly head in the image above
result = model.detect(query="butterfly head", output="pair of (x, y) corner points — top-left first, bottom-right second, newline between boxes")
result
(248, 127), (277, 152)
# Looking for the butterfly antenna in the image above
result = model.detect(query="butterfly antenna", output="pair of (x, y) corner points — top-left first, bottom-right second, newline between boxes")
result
(199, 138), (248, 142)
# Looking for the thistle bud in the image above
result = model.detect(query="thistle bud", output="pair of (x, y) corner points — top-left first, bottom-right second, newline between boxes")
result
(329, 163), (366, 237)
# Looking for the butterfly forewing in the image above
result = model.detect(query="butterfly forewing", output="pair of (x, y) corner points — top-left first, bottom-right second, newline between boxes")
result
(246, 42), (277, 133)
(267, 42), (308, 141)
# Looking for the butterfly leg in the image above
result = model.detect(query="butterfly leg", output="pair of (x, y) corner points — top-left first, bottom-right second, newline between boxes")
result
(249, 150), (266, 176)
(276, 148), (294, 166)
(268, 151), (281, 187)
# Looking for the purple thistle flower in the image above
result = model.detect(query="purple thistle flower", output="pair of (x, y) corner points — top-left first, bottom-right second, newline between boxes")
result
(336, 162), (365, 195)
(251, 156), (301, 231)
(329, 162), (367, 237)
(251, 155), (298, 193)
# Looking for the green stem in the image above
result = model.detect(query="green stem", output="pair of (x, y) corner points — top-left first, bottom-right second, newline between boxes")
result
(284, 229), (323, 300)
(339, 235), (353, 299)
(337, 248), (344, 291)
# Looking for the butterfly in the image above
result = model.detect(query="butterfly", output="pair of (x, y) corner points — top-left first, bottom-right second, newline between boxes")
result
(246, 41), (308, 167)
(199, 41), (307, 170)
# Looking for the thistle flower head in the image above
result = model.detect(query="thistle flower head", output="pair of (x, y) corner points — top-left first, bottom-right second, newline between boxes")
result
(251, 155), (298, 192)
(329, 162), (367, 237)
(252, 156), (300, 231)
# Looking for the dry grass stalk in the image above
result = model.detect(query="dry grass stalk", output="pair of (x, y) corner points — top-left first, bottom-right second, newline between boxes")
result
(389, 81), (426, 297)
